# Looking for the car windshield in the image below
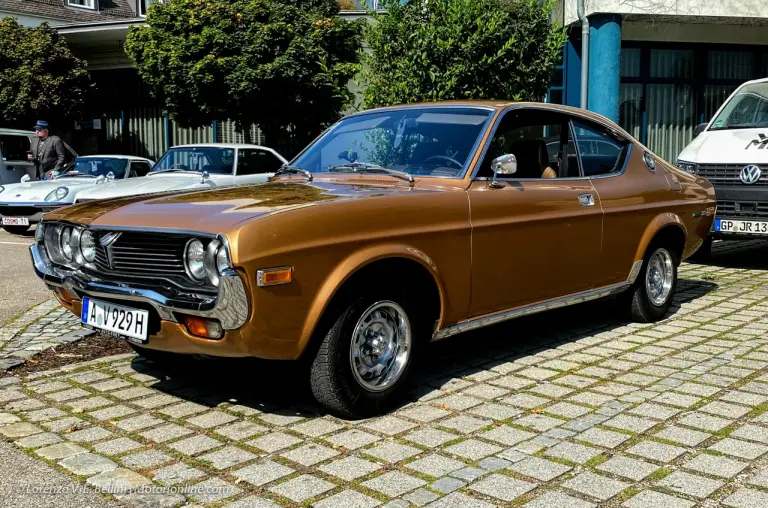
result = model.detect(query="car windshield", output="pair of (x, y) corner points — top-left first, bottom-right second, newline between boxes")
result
(291, 107), (493, 177)
(59, 157), (129, 178)
(151, 147), (235, 175)
(710, 83), (768, 130)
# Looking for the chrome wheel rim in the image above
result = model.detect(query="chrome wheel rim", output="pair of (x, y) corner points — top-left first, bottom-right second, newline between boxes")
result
(645, 248), (674, 306)
(349, 301), (412, 392)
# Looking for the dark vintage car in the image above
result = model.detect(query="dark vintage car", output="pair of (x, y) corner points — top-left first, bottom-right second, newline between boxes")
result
(31, 101), (715, 417)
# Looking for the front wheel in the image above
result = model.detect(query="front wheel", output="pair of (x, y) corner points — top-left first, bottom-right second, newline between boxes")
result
(309, 293), (423, 418)
(623, 246), (678, 323)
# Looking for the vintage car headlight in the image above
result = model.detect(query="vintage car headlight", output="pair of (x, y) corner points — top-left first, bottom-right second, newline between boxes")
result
(70, 227), (84, 265)
(79, 229), (96, 263)
(45, 187), (69, 202)
(60, 227), (73, 260)
(203, 239), (232, 286)
(185, 239), (206, 281)
(676, 160), (697, 174)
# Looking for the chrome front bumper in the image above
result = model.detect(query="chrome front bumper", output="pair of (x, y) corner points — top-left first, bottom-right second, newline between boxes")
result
(30, 244), (250, 331)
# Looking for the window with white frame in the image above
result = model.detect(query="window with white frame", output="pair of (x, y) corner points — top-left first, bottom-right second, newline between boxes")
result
(68, 0), (96, 9)
(139, 0), (164, 16)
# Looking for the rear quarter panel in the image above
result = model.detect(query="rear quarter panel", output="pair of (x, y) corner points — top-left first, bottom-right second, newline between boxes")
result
(225, 189), (472, 359)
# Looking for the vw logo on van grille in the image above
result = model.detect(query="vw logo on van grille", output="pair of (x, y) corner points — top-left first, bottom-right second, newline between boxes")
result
(740, 165), (762, 185)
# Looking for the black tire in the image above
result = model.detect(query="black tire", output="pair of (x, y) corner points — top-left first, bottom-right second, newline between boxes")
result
(2, 225), (29, 235)
(687, 236), (712, 263)
(622, 244), (678, 323)
(309, 290), (427, 419)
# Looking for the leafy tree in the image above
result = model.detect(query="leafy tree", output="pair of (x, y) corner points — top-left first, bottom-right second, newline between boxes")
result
(125, 0), (363, 156)
(0, 18), (90, 130)
(361, 0), (566, 108)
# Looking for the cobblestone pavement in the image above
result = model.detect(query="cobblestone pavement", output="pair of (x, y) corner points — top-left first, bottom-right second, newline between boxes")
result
(0, 299), (95, 371)
(2, 240), (768, 507)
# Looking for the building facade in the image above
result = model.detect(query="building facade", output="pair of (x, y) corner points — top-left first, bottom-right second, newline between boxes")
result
(552, 1), (768, 163)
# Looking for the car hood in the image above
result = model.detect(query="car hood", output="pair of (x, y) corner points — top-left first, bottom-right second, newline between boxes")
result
(678, 128), (768, 164)
(73, 173), (222, 201)
(44, 180), (436, 232)
(0, 177), (99, 203)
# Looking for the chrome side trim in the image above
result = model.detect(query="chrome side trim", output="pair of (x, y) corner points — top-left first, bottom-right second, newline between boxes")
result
(626, 260), (643, 285)
(432, 282), (629, 341)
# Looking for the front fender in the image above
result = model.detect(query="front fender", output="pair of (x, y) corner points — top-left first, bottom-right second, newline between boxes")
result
(633, 212), (688, 264)
(297, 244), (447, 356)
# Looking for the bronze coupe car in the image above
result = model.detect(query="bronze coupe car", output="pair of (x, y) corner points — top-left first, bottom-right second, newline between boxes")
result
(31, 101), (716, 417)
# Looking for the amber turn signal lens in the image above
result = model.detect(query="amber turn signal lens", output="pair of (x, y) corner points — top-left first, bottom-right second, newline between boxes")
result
(184, 316), (224, 339)
(257, 267), (292, 287)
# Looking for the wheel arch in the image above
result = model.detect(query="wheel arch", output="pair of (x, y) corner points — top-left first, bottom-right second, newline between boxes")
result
(297, 245), (446, 360)
(634, 213), (688, 266)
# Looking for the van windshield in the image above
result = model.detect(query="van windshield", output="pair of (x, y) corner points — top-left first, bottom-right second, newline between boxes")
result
(710, 83), (768, 131)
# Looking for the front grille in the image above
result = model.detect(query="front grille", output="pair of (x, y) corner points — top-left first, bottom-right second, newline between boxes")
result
(697, 164), (768, 186)
(0, 205), (42, 216)
(715, 201), (768, 219)
(83, 230), (216, 293)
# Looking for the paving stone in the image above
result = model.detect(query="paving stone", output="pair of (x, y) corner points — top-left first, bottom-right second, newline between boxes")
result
(90, 378), (133, 392)
(657, 470), (724, 499)
(545, 441), (602, 464)
(399, 405), (451, 423)
(444, 438), (502, 460)
(0, 412), (21, 425)
(508, 455), (572, 481)
(424, 492), (497, 508)
(189, 477), (242, 503)
(215, 421), (269, 441)
(504, 393), (551, 409)
(469, 473), (536, 502)
(115, 414), (165, 432)
(222, 497), (281, 508)
(709, 438), (768, 460)
(133, 394), (180, 409)
(36, 442), (88, 460)
(362, 416), (418, 435)
(545, 402), (592, 418)
(563, 471), (630, 501)
(168, 434), (224, 456)
(66, 396), (113, 410)
(47, 388), (92, 402)
(25, 407), (67, 421)
(403, 488), (440, 505)
(362, 471), (426, 497)
(120, 450), (174, 469)
(153, 463), (207, 485)
(15, 432), (62, 448)
(462, 383), (510, 401)
(30, 381), (70, 394)
(596, 455), (660, 481)
(405, 427), (458, 447)
(115, 493), (186, 508)
(89, 405), (137, 421)
(439, 415), (491, 434)
(720, 391), (768, 407)
(603, 414), (658, 433)
(626, 440), (687, 462)
(732, 424), (768, 444)
(699, 400), (751, 419)
(575, 427), (630, 449)
(185, 410), (238, 429)
(524, 491), (596, 508)
(314, 489), (382, 508)
(0, 422), (42, 438)
(157, 401), (209, 418)
(622, 490), (694, 508)
(479, 425), (535, 446)
(406, 453), (465, 477)
(678, 412), (732, 432)
(451, 466), (486, 481)
(65, 426), (114, 443)
(434, 393), (484, 410)
(478, 457), (512, 471)
(60, 452), (118, 475)
(431, 477), (466, 494)
(325, 429), (380, 450)
(683, 452), (749, 478)
(747, 465), (768, 488)
(319, 455), (382, 481)
(198, 445), (258, 470)
(69, 371), (111, 384)
(281, 443), (340, 466)
(86, 468), (151, 492)
(92, 437), (143, 455)
(654, 425), (711, 446)
(723, 487), (768, 508)
(247, 431), (303, 453)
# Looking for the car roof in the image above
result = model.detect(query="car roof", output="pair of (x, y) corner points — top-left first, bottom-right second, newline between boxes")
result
(0, 128), (35, 136)
(169, 143), (274, 149)
(77, 155), (154, 162)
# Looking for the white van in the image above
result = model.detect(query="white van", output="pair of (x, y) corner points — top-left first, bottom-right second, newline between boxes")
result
(677, 77), (768, 259)
(0, 128), (77, 184)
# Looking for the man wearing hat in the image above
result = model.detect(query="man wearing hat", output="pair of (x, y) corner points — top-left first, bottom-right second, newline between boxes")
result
(27, 121), (67, 180)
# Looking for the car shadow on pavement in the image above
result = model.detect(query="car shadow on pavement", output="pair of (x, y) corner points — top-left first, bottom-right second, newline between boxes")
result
(690, 238), (768, 269)
(129, 277), (719, 421)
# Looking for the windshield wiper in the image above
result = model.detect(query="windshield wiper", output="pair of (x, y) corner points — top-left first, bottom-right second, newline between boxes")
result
(59, 172), (96, 178)
(274, 165), (313, 181)
(327, 162), (414, 186)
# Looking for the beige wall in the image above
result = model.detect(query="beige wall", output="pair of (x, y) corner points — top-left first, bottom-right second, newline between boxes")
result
(565, 0), (768, 25)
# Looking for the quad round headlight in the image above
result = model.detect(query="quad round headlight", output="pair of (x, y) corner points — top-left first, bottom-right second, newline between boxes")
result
(60, 227), (73, 260)
(185, 239), (206, 281)
(80, 229), (96, 263)
(216, 246), (230, 274)
(45, 187), (69, 202)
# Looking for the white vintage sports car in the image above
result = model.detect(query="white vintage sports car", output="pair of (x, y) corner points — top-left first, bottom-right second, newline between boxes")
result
(72, 143), (289, 205)
(0, 154), (155, 234)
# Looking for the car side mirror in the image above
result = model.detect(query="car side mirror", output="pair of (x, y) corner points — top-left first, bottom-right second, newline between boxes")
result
(201, 170), (210, 183)
(106, 171), (115, 181)
(693, 123), (707, 138)
(489, 154), (517, 188)
(20, 174), (30, 183)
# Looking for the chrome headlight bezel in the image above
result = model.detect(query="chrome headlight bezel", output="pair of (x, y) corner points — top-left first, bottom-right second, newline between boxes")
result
(60, 227), (73, 261)
(203, 238), (232, 287)
(45, 186), (69, 202)
(676, 160), (697, 174)
(184, 239), (206, 281)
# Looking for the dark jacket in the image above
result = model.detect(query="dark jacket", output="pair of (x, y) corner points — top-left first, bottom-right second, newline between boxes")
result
(30, 135), (67, 179)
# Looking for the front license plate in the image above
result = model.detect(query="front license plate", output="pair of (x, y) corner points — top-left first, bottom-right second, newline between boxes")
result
(1, 217), (29, 226)
(714, 218), (768, 234)
(81, 297), (149, 343)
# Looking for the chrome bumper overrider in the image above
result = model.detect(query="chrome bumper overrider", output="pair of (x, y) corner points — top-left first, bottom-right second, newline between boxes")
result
(30, 244), (249, 331)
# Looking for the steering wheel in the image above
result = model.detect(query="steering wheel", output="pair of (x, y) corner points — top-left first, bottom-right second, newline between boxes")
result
(423, 155), (463, 169)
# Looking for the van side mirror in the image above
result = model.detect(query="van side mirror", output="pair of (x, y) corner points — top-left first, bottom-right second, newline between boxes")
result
(693, 123), (707, 138)
(489, 154), (517, 188)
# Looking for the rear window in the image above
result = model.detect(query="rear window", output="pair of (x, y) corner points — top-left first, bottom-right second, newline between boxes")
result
(0, 134), (30, 161)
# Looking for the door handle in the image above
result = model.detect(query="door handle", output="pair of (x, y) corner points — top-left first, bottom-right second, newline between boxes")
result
(578, 193), (595, 206)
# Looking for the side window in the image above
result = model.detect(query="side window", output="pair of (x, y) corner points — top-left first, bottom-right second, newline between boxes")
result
(571, 120), (629, 176)
(477, 109), (578, 179)
(129, 161), (152, 177)
(237, 149), (284, 175)
(0, 135), (30, 161)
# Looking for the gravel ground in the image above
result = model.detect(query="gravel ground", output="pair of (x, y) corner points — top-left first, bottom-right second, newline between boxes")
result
(0, 227), (51, 325)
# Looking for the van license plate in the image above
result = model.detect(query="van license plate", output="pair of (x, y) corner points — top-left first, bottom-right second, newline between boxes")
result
(715, 219), (768, 234)
(81, 297), (149, 343)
